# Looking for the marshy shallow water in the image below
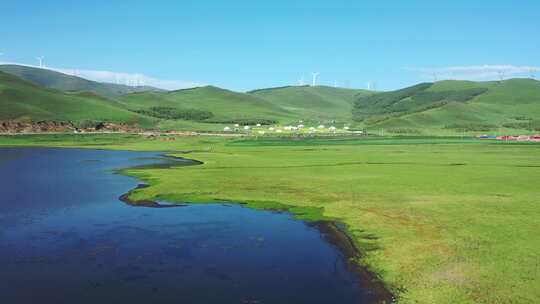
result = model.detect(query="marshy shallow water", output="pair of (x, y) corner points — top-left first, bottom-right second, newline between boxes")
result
(0, 147), (387, 303)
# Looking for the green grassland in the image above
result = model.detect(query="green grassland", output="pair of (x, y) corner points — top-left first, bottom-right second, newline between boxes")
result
(0, 71), (155, 127)
(117, 86), (293, 127)
(354, 79), (540, 135)
(249, 85), (372, 122)
(2, 64), (540, 135)
(117, 85), (372, 130)
(1, 133), (538, 304)
(0, 64), (161, 97)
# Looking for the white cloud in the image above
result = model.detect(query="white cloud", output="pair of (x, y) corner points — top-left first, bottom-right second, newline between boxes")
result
(407, 65), (540, 81)
(0, 61), (203, 90)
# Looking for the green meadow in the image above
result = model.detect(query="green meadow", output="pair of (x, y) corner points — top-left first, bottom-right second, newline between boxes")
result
(1, 134), (539, 303)
(3, 65), (540, 136)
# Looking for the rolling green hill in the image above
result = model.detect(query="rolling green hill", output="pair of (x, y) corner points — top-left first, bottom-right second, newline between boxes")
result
(2, 64), (540, 134)
(0, 64), (162, 97)
(0, 71), (154, 127)
(118, 85), (374, 130)
(118, 86), (295, 127)
(0, 67), (374, 131)
(353, 79), (540, 134)
(249, 85), (372, 122)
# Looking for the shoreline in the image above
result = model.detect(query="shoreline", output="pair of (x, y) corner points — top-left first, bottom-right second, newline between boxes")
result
(0, 145), (395, 302)
(315, 221), (396, 303)
(119, 151), (396, 303)
(119, 184), (187, 208)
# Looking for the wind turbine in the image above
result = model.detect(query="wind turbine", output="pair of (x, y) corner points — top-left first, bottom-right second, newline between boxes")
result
(497, 70), (505, 81)
(36, 56), (44, 68)
(298, 74), (305, 86)
(367, 81), (372, 90)
(311, 72), (320, 87)
(333, 80), (338, 88)
(432, 72), (438, 82)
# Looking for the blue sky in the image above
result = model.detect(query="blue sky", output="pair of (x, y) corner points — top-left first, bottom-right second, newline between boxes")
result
(1, 0), (539, 91)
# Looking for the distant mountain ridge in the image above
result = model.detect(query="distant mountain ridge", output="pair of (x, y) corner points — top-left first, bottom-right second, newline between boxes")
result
(0, 64), (163, 97)
(0, 70), (154, 127)
(116, 84), (372, 130)
(248, 85), (372, 122)
(1, 64), (540, 134)
(117, 85), (291, 126)
(353, 78), (540, 133)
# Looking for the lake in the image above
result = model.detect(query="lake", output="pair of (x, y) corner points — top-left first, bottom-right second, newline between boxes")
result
(0, 147), (388, 304)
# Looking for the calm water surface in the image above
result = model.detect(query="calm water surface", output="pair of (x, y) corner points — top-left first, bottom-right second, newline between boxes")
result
(0, 148), (382, 304)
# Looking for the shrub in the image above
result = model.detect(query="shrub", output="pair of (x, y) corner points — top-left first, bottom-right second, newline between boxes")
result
(204, 118), (277, 126)
(387, 128), (421, 134)
(353, 84), (488, 122)
(512, 116), (532, 121)
(133, 107), (213, 121)
(502, 120), (540, 131)
(77, 120), (104, 129)
(444, 123), (498, 131)
(354, 83), (432, 116)
(412, 88), (487, 104)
